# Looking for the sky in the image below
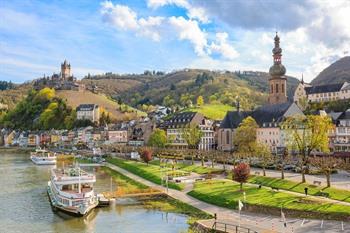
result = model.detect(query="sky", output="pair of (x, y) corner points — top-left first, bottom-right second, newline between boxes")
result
(1, 0), (350, 83)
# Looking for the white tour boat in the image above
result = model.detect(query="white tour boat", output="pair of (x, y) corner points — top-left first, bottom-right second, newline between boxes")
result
(47, 167), (98, 216)
(30, 149), (56, 165)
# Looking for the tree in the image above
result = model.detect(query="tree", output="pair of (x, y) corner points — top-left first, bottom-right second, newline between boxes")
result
(233, 163), (250, 191)
(140, 148), (153, 165)
(196, 95), (204, 106)
(182, 125), (203, 165)
(163, 95), (175, 107)
(310, 155), (340, 187)
(148, 129), (167, 148)
(233, 116), (258, 162)
(64, 110), (76, 129)
(255, 142), (272, 176)
(282, 115), (332, 183)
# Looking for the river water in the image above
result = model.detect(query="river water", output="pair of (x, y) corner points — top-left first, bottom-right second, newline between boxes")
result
(0, 153), (190, 233)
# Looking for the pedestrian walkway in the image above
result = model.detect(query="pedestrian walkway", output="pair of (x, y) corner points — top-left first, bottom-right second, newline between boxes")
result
(197, 160), (350, 190)
(105, 162), (348, 233)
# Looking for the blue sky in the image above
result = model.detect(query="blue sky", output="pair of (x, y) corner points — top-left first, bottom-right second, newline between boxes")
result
(1, 0), (349, 83)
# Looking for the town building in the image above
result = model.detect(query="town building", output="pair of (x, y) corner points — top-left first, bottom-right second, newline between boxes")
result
(107, 130), (128, 144)
(198, 119), (215, 150)
(218, 109), (250, 151)
(294, 81), (350, 105)
(128, 118), (155, 146)
(76, 104), (100, 123)
(160, 112), (214, 150)
(28, 134), (40, 147)
(331, 109), (350, 151)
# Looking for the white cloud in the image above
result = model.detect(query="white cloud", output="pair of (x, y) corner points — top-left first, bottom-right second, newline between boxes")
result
(209, 32), (239, 60)
(147, 0), (209, 23)
(100, 2), (138, 30)
(147, 0), (189, 9)
(100, 1), (163, 41)
(168, 16), (207, 56)
(101, 2), (238, 60)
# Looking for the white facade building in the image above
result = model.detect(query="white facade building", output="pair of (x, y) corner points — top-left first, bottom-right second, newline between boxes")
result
(76, 104), (100, 123)
(294, 82), (350, 105)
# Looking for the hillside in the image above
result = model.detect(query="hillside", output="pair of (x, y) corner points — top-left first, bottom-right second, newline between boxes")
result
(56, 90), (145, 121)
(311, 56), (350, 85)
(182, 104), (234, 120)
(84, 69), (299, 112)
(0, 83), (32, 109)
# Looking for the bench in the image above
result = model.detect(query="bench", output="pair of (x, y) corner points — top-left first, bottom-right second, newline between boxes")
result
(313, 181), (322, 186)
(271, 187), (279, 191)
(254, 171), (260, 175)
(316, 191), (329, 198)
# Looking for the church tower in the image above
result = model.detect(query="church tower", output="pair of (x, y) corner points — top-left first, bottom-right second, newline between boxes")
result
(61, 60), (71, 80)
(268, 33), (288, 105)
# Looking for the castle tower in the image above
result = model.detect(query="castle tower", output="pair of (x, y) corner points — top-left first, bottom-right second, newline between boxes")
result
(268, 33), (288, 105)
(61, 60), (71, 80)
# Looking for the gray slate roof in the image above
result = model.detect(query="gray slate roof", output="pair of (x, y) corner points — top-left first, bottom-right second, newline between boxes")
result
(160, 112), (202, 128)
(305, 83), (344, 94)
(76, 104), (98, 111)
(220, 102), (304, 128)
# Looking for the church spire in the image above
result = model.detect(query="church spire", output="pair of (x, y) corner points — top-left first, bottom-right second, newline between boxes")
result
(268, 32), (288, 105)
(301, 73), (304, 84)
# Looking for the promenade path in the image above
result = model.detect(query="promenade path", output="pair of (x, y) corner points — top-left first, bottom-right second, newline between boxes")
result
(105, 162), (348, 233)
(194, 160), (350, 190)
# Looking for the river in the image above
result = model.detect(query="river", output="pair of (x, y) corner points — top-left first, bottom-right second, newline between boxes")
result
(0, 153), (190, 233)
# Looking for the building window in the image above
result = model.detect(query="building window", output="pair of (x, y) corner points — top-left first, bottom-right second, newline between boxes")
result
(276, 84), (279, 93)
(282, 84), (284, 93)
(271, 84), (273, 93)
(226, 131), (230, 144)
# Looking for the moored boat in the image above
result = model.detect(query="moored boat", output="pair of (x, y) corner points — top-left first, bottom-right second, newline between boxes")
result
(47, 167), (98, 216)
(30, 149), (56, 165)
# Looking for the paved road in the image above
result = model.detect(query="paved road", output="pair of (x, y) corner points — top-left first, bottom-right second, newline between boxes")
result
(193, 160), (350, 190)
(105, 162), (348, 233)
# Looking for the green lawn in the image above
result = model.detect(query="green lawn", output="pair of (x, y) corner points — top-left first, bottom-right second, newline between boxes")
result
(182, 104), (233, 120)
(188, 180), (350, 218)
(75, 158), (94, 164)
(150, 160), (223, 174)
(106, 157), (185, 190)
(101, 166), (149, 191)
(248, 176), (350, 203)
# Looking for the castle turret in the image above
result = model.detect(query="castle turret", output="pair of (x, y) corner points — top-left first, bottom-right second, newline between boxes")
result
(268, 33), (288, 105)
(61, 59), (71, 80)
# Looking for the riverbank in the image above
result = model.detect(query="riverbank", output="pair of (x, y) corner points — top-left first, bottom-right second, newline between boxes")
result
(106, 157), (185, 190)
(0, 146), (32, 154)
(0, 153), (195, 233)
(101, 165), (212, 230)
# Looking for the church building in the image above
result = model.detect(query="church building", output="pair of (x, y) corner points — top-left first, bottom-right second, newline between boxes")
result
(218, 33), (304, 153)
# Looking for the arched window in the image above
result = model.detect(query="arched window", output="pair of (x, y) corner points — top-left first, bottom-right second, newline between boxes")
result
(282, 84), (285, 93)
(271, 84), (273, 93)
(226, 131), (230, 144)
(276, 84), (279, 93)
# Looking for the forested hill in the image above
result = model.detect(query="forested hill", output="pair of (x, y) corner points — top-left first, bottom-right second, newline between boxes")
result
(311, 56), (350, 85)
(83, 69), (299, 111)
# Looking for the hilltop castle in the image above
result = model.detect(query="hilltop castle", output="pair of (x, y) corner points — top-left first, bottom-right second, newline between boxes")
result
(34, 60), (84, 91)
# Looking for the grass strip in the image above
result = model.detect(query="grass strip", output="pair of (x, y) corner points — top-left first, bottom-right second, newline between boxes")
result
(248, 175), (350, 203)
(107, 157), (185, 190)
(188, 179), (350, 218)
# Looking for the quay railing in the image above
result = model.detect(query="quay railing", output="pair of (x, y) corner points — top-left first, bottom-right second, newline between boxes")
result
(211, 221), (258, 233)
